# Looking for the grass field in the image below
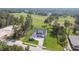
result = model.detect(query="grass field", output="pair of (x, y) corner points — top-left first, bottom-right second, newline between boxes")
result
(43, 32), (64, 51)
(11, 13), (75, 51)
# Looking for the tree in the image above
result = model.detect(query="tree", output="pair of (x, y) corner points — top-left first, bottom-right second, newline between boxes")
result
(9, 45), (24, 51)
(73, 16), (79, 35)
(64, 20), (71, 28)
(21, 14), (32, 35)
(54, 16), (59, 20)
(0, 17), (3, 28)
(57, 34), (67, 48)
(26, 14), (32, 27)
(75, 15), (79, 24)
(19, 15), (24, 25)
(52, 23), (65, 36)
(6, 14), (12, 26)
(44, 16), (54, 25)
(53, 23), (60, 36)
(25, 45), (30, 51)
(0, 41), (9, 51)
(0, 41), (24, 51)
(64, 20), (71, 35)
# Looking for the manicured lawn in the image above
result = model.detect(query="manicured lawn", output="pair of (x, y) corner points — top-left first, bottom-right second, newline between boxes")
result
(43, 31), (64, 51)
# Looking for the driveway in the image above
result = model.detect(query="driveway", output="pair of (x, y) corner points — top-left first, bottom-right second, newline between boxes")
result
(34, 38), (44, 48)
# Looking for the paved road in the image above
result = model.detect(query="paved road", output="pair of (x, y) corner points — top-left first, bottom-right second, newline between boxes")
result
(29, 46), (47, 51)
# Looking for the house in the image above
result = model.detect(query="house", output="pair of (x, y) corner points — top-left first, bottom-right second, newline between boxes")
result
(29, 29), (47, 41)
(68, 36), (79, 51)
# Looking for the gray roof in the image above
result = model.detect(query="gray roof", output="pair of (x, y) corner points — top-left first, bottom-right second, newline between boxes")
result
(31, 29), (47, 39)
(69, 36), (79, 46)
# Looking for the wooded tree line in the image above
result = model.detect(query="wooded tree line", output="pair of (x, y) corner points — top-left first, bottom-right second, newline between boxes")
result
(13, 14), (33, 38)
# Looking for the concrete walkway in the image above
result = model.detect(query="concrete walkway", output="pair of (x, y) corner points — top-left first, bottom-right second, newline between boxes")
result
(37, 38), (44, 48)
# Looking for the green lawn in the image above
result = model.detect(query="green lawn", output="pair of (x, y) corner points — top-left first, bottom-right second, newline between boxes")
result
(11, 13), (76, 51)
(43, 32), (64, 51)
(32, 14), (48, 28)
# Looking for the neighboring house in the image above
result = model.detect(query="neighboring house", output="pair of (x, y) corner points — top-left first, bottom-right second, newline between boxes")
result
(68, 36), (79, 50)
(0, 25), (14, 39)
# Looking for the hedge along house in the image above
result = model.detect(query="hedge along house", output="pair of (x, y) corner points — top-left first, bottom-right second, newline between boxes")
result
(0, 25), (14, 41)
(68, 36), (79, 51)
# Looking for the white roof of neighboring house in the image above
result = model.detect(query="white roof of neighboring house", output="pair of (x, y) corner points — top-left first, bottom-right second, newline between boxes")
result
(0, 25), (14, 38)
